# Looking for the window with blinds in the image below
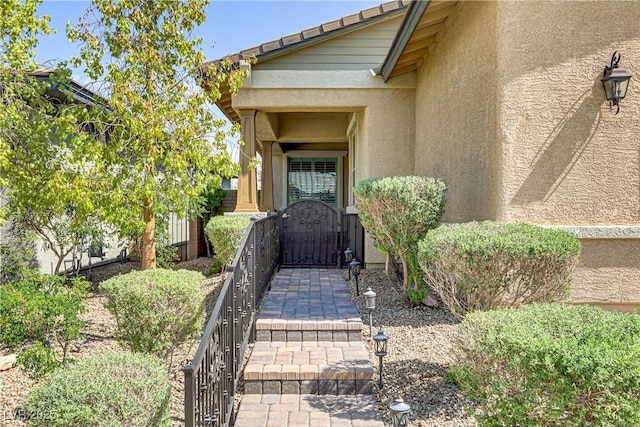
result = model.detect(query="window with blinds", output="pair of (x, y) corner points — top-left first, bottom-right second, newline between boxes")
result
(288, 158), (338, 206)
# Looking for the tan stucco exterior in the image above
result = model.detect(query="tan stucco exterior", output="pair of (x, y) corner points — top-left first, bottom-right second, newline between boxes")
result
(411, 1), (640, 307)
(413, 1), (500, 222)
(223, 0), (640, 308)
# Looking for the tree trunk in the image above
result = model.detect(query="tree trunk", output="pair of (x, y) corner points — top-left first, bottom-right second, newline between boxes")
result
(399, 252), (408, 292)
(141, 199), (156, 269)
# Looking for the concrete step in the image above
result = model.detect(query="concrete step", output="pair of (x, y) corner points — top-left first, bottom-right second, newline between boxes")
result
(243, 341), (374, 395)
(255, 318), (363, 342)
(233, 394), (384, 427)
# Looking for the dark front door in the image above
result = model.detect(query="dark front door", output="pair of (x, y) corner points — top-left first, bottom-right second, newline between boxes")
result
(280, 200), (340, 267)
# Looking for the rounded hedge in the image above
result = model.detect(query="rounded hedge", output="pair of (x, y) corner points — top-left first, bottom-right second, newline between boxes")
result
(99, 268), (205, 357)
(418, 221), (581, 318)
(205, 215), (251, 267)
(24, 351), (170, 426)
(453, 303), (640, 426)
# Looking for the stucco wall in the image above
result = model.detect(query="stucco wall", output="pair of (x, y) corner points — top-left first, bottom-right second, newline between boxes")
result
(498, 1), (640, 225)
(412, 1), (501, 222)
(411, 0), (640, 305)
(495, 1), (640, 305)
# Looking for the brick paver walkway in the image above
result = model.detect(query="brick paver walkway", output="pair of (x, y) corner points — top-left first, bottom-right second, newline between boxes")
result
(234, 268), (384, 427)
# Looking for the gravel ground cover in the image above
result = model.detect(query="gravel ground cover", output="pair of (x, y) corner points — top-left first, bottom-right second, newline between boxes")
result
(0, 257), (224, 427)
(1, 262), (478, 426)
(344, 268), (478, 427)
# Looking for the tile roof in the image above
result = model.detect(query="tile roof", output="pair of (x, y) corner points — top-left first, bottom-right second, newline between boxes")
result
(205, 0), (411, 67)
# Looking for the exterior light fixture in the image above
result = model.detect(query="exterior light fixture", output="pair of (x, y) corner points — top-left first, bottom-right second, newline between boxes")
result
(363, 287), (376, 336)
(389, 397), (411, 427)
(602, 51), (632, 115)
(373, 329), (388, 389)
(344, 248), (354, 279)
(350, 258), (361, 296)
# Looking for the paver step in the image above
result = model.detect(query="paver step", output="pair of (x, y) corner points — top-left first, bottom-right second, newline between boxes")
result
(243, 341), (374, 395)
(256, 318), (363, 342)
(233, 394), (384, 427)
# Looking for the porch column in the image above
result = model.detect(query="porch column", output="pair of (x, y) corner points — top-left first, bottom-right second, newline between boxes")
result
(259, 141), (275, 212)
(235, 109), (259, 213)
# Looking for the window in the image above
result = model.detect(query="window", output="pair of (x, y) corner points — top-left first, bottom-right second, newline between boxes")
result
(288, 158), (337, 206)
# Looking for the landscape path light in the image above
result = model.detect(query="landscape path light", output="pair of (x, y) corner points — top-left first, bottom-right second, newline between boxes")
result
(344, 247), (354, 279)
(363, 286), (376, 336)
(389, 397), (411, 427)
(350, 258), (361, 296)
(373, 329), (388, 389)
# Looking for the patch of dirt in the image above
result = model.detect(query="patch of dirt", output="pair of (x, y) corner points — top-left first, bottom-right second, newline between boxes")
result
(0, 257), (224, 427)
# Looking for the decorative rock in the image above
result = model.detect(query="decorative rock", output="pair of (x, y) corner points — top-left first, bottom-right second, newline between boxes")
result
(422, 294), (440, 309)
(0, 354), (17, 372)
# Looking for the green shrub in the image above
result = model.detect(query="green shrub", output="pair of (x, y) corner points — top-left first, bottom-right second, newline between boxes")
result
(205, 215), (251, 268)
(24, 351), (170, 427)
(418, 221), (580, 319)
(406, 287), (428, 307)
(0, 220), (38, 283)
(99, 269), (205, 359)
(452, 303), (640, 426)
(0, 270), (87, 377)
(353, 176), (447, 291)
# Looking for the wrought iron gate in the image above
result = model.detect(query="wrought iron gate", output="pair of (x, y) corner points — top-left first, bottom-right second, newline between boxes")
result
(279, 200), (340, 266)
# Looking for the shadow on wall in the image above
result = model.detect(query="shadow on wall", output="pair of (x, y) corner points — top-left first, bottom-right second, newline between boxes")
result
(511, 78), (603, 205)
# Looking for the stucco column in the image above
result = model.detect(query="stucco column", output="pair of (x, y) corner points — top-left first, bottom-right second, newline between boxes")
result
(259, 141), (275, 212)
(235, 109), (259, 213)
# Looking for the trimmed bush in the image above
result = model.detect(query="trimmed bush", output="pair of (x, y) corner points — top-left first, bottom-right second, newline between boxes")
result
(24, 351), (170, 426)
(205, 215), (251, 268)
(0, 270), (87, 377)
(418, 221), (580, 319)
(353, 176), (447, 292)
(452, 303), (640, 426)
(99, 269), (205, 359)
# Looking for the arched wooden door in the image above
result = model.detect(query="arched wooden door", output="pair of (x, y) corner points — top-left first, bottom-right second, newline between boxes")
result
(279, 200), (340, 267)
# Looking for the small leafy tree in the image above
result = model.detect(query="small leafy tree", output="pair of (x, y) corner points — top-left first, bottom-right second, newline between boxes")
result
(67, 0), (246, 269)
(0, 270), (87, 378)
(353, 176), (447, 291)
(0, 1), (105, 273)
(0, 0), (50, 226)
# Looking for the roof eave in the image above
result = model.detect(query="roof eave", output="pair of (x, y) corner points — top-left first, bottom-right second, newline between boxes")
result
(255, 7), (408, 64)
(379, 0), (431, 82)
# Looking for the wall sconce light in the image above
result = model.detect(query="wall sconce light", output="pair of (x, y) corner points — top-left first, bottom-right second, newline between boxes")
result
(373, 329), (388, 389)
(389, 397), (411, 427)
(602, 51), (632, 115)
(363, 287), (376, 336)
(350, 258), (361, 296)
(344, 248), (354, 279)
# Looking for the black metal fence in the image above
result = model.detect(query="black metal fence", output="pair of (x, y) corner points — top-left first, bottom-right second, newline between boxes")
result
(341, 212), (365, 266)
(183, 214), (279, 427)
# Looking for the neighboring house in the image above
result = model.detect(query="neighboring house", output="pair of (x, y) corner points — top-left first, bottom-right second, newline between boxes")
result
(207, 0), (640, 311)
(0, 70), (200, 275)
